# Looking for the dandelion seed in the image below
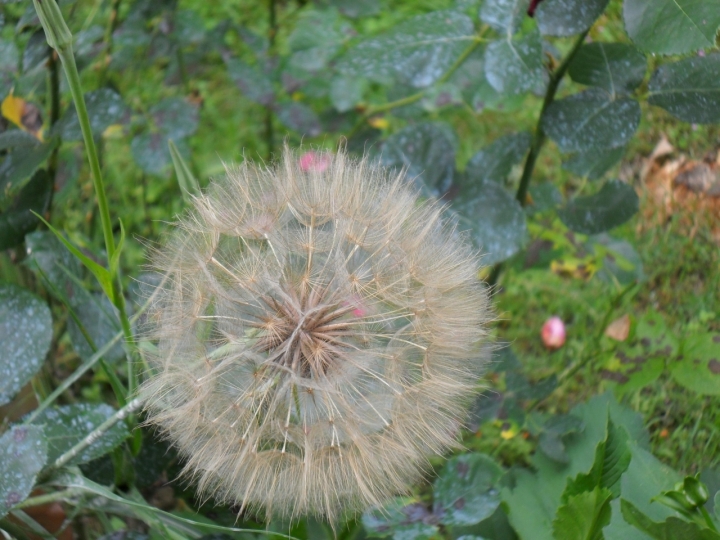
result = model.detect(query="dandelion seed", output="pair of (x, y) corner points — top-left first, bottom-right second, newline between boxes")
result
(140, 146), (492, 524)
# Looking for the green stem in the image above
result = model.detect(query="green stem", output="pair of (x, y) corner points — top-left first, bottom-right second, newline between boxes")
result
(515, 29), (589, 207)
(33, 0), (137, 396)
(10, 489), (81, 510)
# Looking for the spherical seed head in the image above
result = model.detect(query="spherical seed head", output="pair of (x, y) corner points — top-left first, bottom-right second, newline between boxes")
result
(141, 146), (492, 523)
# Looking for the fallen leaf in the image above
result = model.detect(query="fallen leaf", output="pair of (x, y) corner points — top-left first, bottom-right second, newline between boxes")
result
(1, 93), (44, 140)
(605, 314), (630, 341)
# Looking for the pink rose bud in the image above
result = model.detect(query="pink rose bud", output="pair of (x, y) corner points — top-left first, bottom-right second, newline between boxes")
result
(298, 151), (330, 173)
(542, 316), (566, 350)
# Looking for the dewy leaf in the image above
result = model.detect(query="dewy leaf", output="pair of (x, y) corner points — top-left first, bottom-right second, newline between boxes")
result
(0, 169), (53, 251)
(433, 453), (504, 526)
(480, 0), (531, 34)
(623, 0), (720, 55)
(337, 10), (475, 88)
(542, 89), (641, 153)
(670, 333), (720, 396)
(151, 97), (199, 140)
(536, 0), (610, 37)
(562, 147), (626, 180)
(362, 497), (438, 539)
(484, 29), (544, 95)
(558, 180), (639, 235)
(274, 102), (322, 137)
(0, 425), (47, 518)
(647, 54), (720, 125)
(0, 283), (52, 407)
(329, 75), (366, 113)
(30, 404), (130, 466)
(0, 138), (57, 204)
(552, 487), (613, 540)
(453, 182), (527, 265)
(58, 88), (128, 142)
(381, 122), (456, 197)
(464, 131), (531, 185)
(568, 43), (647, 96)
(225, 58), (275, 106)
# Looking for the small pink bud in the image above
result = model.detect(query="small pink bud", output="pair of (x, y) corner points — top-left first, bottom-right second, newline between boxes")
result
(542, 316), (566, 350)
(298, 151), (330, 173)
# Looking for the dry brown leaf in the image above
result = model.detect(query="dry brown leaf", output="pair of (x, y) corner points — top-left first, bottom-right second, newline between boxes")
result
(605, 314), (630, 341)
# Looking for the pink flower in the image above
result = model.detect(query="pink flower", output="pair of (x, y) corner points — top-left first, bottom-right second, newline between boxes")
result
(298, 151), (331, 172)
(542, 316), (566, 350)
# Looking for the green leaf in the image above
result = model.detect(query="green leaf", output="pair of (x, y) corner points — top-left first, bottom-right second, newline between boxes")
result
(538, 414), (584, 464)
(433, 453), (504, 526)
(329, 75), (366, 113)
(464, 131), (531, 185)
(480, 0), (530, 34)
(30, 404), (129, 466)
(131, 132), (175, 175)
(151, 97), (199, 140)
(558, 180), (638, 234)
(623, 0), (720, 55)
(536, 0), (610, 37)
(568, 43), (646, 96)
(274, 101), (321, 137)
(0, 130), (40, 151)
(502, 468), (556, 540)
(621, 499), (720, 540)
(225, 58), (275, 106)
(563, 418), (631, 500)
(0, 283), (52, 407)
(381, 122), (456, 197)
(670, 333), (720, 396)
(453, 182), (527, 265)
(287, 8), (350, 72)
(362, 497), (439, 539)
(647, 54), (720, 125)
(563, 147), (626, 180)
(33, 214), (115, 304)
(484, 29), (544, 95)
(58, 88), (128, 141)
(0, 425), (47, 519)
(542, 89), (640, 152)
(553, 487), (613, 540)
(0, 138), (57, 205)
(169, 139), (200, 202)
(337, 10), (475, 88)
(325, 0), (380, 18)
(0, 168), (53, 251)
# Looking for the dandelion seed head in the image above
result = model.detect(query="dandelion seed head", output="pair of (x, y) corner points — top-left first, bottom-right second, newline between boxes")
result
(141, 146), (492, 523)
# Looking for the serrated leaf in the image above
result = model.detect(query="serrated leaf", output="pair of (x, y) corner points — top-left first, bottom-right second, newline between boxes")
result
(151, 97), (199, 140)
(542, 89), (640, 152)
(0, 283), (52, 407)
(0, 168), (52, 250)
(381, 122), (456, 197)
(647, 54), (720, 125)
(553, 487), (613, 540)
(225, 58), (275, 106)
(621, 499), (720, 540)
(30, 404), (129, 466)
(563, 147), (625, 180)
(670, 333), (720, 396)
(453, 182), (527, 265)
(480, 0), (530, 34)
(484, 29), (544, 95)
(58, 88), (128, 141)
(568, 43), (646, 96)
(623, 0), (720, 55)
(275, 101), (321, 137)
(338, 10), (475, 88)
(433, 453), (504, 526)
(536, 0), (609, 37)
(464, 131), (531, 186)
(362, 497), (439, 539)
(558, 180), (638, 235)
(0, 425), (47, 518)
(0, 138), (57, 204)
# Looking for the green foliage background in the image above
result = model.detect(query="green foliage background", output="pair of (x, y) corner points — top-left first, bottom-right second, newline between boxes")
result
(0, 0), (719, 539)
